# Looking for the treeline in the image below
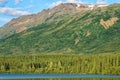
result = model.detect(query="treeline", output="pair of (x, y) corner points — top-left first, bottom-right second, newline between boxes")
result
(0, 54), (120, 74)
(23, 78), (120, 80)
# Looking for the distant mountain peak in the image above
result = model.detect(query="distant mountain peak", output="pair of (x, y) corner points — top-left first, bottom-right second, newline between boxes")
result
(54, 3), (108, 11)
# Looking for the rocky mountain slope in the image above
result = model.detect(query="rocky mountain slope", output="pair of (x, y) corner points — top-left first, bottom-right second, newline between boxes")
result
(0, 3), (120, 55)
(0, 3), (108, 39)
(0, 3), (78, 39)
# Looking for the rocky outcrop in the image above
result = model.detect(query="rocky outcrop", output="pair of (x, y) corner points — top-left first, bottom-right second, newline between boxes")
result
(100, 17), (119, 29)
(16, 26), (27, 33)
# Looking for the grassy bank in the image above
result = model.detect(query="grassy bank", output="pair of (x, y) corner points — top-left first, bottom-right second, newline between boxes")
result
(0, 54), (120, 74)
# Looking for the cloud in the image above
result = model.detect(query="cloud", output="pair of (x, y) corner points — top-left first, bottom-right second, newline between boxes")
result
(30, 0), (33, 3)
(0, 17), (11, 22)
(0, 7), (31, 16)
(50, 1), (63, 7)
(97, 0), (107, 4)
(25, 5), (34, 9)
(67, 0), (83, 3)
(15, 0), (23, 5)
(0, 0), (8, 7)
(77, 0), (83, 3)
(67, 0), (77, 3)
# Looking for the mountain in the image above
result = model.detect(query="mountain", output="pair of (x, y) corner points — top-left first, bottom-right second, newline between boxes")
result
(0, 3), (78, 39)
(0, 3), (108, 39)
(0, 3), (120, 55)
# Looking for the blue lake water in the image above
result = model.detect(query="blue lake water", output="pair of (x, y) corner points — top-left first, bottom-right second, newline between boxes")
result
(0, 74), (120, 80)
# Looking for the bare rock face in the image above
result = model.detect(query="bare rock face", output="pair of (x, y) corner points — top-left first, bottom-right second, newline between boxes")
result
(16, 26), (27, 33)
(100, 17), (119, 29)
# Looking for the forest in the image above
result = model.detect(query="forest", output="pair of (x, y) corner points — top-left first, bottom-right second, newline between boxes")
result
(0, 53), (120, 74)
(14, 78), (120, 80)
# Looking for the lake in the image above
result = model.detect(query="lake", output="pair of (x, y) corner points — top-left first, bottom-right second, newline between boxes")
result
(0, 74), (120, 80)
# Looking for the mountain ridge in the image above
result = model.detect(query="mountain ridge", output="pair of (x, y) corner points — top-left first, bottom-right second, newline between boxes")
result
(0, 3), (109, 39)
(0, 3), (120, 55)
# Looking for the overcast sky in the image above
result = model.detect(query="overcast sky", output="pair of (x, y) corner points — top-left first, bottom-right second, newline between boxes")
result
(0, 0), (120, 27)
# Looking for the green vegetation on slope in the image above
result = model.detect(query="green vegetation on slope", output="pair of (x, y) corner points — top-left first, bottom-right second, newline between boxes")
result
(0, 54), (120, 74)
(0, 4), (120, 55)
